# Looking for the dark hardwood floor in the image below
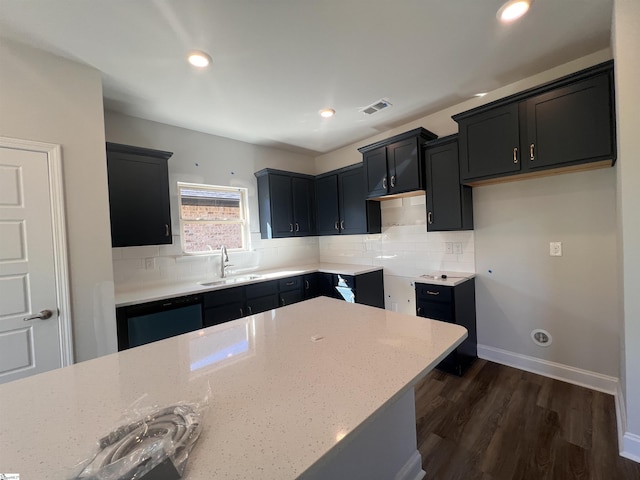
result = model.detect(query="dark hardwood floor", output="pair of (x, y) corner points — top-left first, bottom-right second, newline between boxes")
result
(415, 359), (640, 480)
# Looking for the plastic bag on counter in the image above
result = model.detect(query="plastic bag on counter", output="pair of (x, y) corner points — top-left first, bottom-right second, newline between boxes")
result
(69, 390), (210, 480)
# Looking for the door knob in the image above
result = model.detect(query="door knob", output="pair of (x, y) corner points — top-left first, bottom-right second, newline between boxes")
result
(23, 309), (53, 321)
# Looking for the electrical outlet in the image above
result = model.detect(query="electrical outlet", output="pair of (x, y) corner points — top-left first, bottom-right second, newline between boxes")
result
(453, 242), (463, 254)
(145, 257), (156, 269)
(549, 242), (562, 257)
(445, 242), (453, 254)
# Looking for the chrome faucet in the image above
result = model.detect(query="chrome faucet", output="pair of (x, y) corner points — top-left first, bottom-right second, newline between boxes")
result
(220, 245), (233, 278)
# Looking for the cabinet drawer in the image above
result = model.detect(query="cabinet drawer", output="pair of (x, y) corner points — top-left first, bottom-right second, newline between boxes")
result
(415, 283), (452, 303)
(204, 302), (246, 327)
(246, 280), (277, 299)
(416, 300), (454, 322)
(204, 286), (244, 308)
(246, 294), (279, 315)
(279, 276), (302, 291)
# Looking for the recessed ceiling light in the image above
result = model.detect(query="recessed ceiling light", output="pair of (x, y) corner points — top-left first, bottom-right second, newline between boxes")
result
(188, 51), (212, 68)
(319, 108), (335, 118)
(474, 92), (488, 97)
(497, 0), (531, 22)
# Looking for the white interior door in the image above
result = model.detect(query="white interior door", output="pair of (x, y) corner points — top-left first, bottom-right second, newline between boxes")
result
(0, 143), (71, 383)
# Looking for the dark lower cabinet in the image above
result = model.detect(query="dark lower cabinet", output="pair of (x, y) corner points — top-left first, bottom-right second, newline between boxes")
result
(204, 286), (246, 327)
(278, 276), (304, 306)
(415, 279), (477, 376)
(315, 270), (384, 308)
(246, 280), (279, 315)
(106, 142), (173, 247)
(303, 273), (320, 299)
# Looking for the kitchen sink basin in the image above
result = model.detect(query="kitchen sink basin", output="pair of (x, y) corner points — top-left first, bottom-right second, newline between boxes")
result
(199, 275), (261, 287)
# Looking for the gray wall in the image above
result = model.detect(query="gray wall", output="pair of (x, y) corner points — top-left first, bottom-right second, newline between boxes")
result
(613, 0), (640, 457)
(0, 39), (117, 362)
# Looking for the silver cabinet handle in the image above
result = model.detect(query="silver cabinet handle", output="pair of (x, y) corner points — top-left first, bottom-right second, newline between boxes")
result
(305, 280), (310, 290)
(23, 309), (53, 321)
(285, 281), (295, 286)
(334, 221), (339, 231)
(382, 176), (387, 189)
(295, 223), (300, 232)
(289, 224), (294, 232)
(426, 291), (440, 296)
(427, 211), (433, 225)
(340, 220), (345, 230)
(417, 307), (422, 315)
(390, 175), (396, 188)
(513, 147), (518, 164)
(165, 224), (170, 237)
(248, 306), (253, 315)
(281, 298), (286, 306)
(530, 143), (535, 161)
(239, 307), (244, 316)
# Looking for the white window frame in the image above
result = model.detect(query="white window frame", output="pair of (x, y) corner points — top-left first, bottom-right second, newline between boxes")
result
(177, 181), (250, 254)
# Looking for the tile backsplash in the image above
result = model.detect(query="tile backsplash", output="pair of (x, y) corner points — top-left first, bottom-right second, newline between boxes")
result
(112, 233), (319, 291)
(112, 195), (476, 293)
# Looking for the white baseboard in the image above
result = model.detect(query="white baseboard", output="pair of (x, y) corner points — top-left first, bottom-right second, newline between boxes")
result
(477, 344), (618, 394)
(394, 450), (425, 480)
(615, 382), (640, 463)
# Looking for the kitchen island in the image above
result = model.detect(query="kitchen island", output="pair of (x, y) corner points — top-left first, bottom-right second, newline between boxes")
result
(0, 297), (466, 479)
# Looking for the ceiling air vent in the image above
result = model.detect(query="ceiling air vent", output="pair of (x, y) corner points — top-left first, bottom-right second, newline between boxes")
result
(361, 98), (392, 115)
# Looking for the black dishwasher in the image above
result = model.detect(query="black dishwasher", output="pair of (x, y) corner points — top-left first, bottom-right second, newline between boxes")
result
(116, 294), (203, 350)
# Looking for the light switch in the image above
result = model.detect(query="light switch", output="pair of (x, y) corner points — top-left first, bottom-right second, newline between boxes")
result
(445, 242), (453, 254)
(549, 242), (562, 257)
(453, 242), (463, 254)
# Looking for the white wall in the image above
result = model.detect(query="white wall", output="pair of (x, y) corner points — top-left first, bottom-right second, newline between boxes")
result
(315, 48), (619, 384)
(613, 0), (640, 460)
(104, 112), (319, 290)
(0, 39), (117, 362)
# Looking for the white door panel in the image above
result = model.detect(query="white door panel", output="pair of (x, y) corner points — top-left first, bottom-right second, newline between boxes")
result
(0, 146), (63, 382)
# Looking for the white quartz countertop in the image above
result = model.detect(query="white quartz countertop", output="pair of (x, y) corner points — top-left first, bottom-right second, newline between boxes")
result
(0, 298), (466, 479)
(115, 263), (383, 307)
(414, 271), (476, 287)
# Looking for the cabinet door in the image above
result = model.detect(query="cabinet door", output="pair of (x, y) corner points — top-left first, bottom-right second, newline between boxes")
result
(204, 302), (246, 327)
(525, 73), (614, 170)
(292, 176), (315, 236)
(107, 150), (172, 247)
(387, 137), (421, 194)
(363, 147), (388, 198)
(458, 103), (521, 182)
(303, 273), (320, 299)
(246, 295), (279, 315)
(280, 290), (304, 307)
(269, 174), (294, 237)
(338, 167), (368, 234)
(315, 175), (340, 235)
(425, 140), (473, 231)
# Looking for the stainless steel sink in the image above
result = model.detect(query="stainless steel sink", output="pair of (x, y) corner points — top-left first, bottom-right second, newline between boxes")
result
(199, 275), (261, 287)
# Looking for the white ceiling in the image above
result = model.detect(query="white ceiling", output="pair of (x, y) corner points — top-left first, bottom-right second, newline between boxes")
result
(0, 0), (612, 155)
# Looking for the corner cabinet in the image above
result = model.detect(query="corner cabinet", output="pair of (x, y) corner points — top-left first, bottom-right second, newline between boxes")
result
(106, 142), (173, 247)
(454, 60), (616, 185)
(424, 135), (473, 231)
(358, 127), (438, 199)
(315, 164), (381, 235)
(255, 169), (316, 239)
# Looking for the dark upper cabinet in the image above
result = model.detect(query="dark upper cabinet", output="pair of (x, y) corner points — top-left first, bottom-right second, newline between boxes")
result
(106, 142), (173, 247)
(358, 127), (437, 199)
(457, 103), (521, 182)
(524, 72), (614, 170)
(424, 136), (473, 231)
(454, 61), (616, 185)
(255, 169), (316, 239)
(316, 164), (381, 236)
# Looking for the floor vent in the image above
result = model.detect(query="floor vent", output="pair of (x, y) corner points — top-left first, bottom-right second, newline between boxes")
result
(361, 98), (392, 115)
